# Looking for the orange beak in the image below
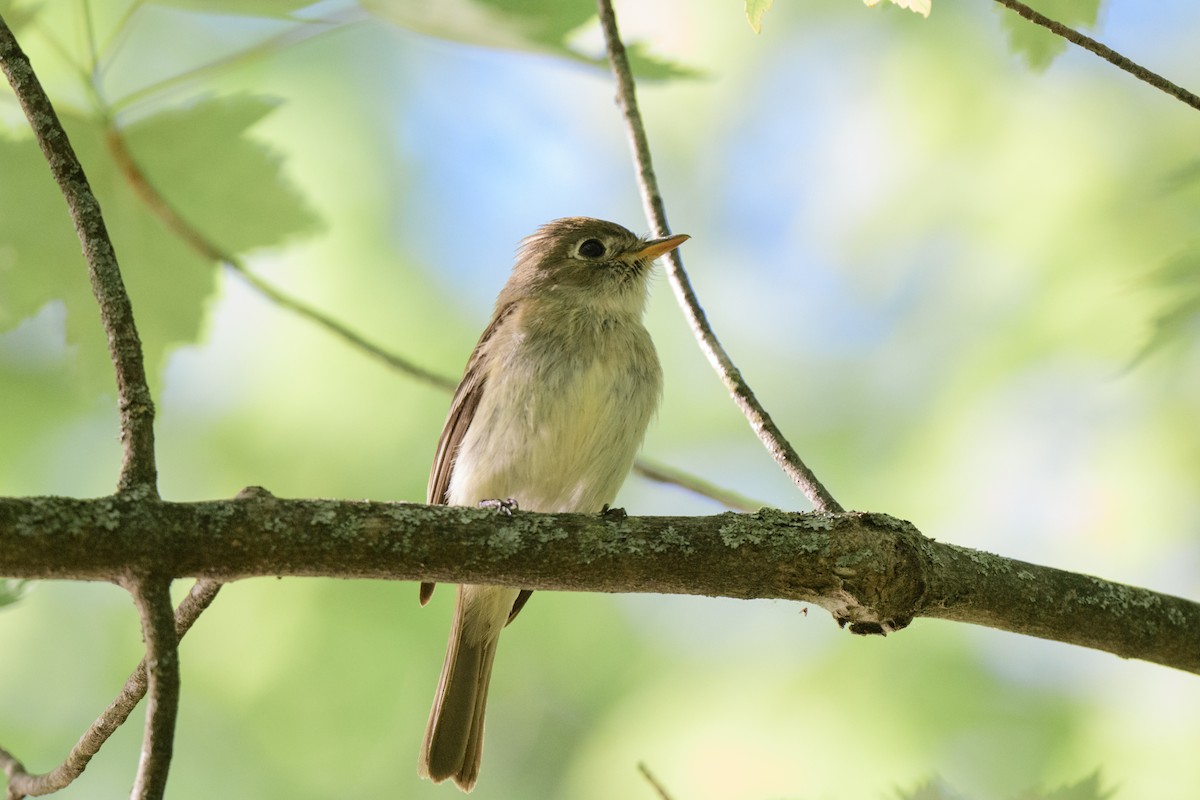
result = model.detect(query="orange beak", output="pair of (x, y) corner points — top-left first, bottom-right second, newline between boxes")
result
(630, 233), (690, 262)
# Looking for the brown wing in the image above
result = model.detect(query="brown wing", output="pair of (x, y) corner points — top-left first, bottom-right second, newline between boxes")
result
(506, 590), (533, 625)
(420, 303), (515, 605)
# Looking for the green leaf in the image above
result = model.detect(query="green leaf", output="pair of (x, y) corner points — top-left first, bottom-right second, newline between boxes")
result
(745, 0), (774, 33)
(895, 777), (967, 800)
(363, 0), (698, 79)
(621, 41), (703, 81)
(120, 97), (319, 254)
(998, 0), (1102, 71)
(475, 0), (596, 49)
(1130, 247), (1200, 366)
(896, 773), (1112, 800)
(1014, 771), (1113, 800)
(0, 0), (42, 32)
(142, 0), (320, 18)
(0, 96), (319, 394)
(864, 0), (932, 17)
(1161, 158), (1200, 194)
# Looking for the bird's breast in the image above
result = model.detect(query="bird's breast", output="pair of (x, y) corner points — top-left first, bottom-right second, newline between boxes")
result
(448, 315), (661, 513)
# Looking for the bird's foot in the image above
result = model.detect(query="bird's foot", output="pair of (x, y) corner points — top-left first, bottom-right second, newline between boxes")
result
(600, 504), (627, 519)
(479, 498), (519, 516)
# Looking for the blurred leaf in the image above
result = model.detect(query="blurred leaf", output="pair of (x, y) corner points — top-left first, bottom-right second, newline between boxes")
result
(0, 579), (29, 610)
(0, 0), (42, 32)
(120, 97), (319, 254)
(745, 0), (773, 33)
(0, 96), (319, 394)
(864, 0), (932, 17)
(143, 0), (320, 17)
(1161, 158), (1200, 194)
(997, 0), (1102, 70)
(1132, 247), (1200, 365)
(1014, 771), (1113, 800)
(363, 0), (699, 79)
(896, 777), (967, 800)
(623, 41), (702, 81)
(0, 131), (90, 333)
(475, 0), (596, 47)
(896, 773), (1112, 800)
(363, 0), (591, 53)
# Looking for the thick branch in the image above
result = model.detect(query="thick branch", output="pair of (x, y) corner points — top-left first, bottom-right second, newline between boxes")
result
(0, 580), (220, 799)
(126, 577), (179, 800)
(595, 0), (843, 513)
(0, 16), (157, 496)
(0, 495), (1196, 674)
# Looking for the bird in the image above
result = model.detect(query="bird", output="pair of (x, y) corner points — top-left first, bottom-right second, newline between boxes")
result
(418, 217), (688, 791)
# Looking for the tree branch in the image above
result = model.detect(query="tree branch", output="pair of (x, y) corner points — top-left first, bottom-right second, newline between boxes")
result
(125, 577), (179, 800)
(0, 580), (220, 799)
(595, 0), (843, 514)
(0, 495), (1196, 674)
(993, 0), (1200, 113)
(0, 14), (157, 497)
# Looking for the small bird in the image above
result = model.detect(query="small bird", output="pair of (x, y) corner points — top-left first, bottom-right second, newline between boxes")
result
(418, 217), (688, 791)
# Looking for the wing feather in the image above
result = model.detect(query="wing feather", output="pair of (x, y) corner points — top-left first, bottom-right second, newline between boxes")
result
(421, 303), (516, 604)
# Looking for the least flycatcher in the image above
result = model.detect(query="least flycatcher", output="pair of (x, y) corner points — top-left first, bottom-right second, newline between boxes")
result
(418, 217), (688, 791)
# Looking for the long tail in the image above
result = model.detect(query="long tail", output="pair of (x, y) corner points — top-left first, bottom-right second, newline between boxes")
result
(419, 585), (517, 791)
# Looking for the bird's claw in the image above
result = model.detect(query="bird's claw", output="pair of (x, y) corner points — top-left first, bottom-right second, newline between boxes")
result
(600, 504), (627, 519)
(479, 498), (519, 516)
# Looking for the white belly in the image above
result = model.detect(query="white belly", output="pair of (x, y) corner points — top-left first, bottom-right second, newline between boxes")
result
(448, 320), (661, 514)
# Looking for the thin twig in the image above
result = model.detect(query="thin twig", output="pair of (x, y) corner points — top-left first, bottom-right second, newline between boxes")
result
(0, 580), (221, 799)
(0, 13), (158, 496)
(637, 762), (676, 800)
(126, 577), (180, 800)
(632, 459), (764, 512)
(993, 0), (1200, 113)
(595, 0), (843, 514)
(102, 125), (457, 392)
(106, 9), (364, 118)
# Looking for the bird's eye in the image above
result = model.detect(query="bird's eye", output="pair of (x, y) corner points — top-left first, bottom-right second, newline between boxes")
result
(578, 239), (606, 259)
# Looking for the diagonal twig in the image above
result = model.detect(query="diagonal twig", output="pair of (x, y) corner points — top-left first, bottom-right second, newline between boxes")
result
(632, 458), (764, 512)
(105, 8), (365, 118)
(993, 0), (1200, 113)
(0, 13), (158, 497)
(0, 579), (221, 799)
(637, 762), (676, 800)
(126, 577), (179, 800)
(103, 125), (457, 392)
(595, 0), (843, 514)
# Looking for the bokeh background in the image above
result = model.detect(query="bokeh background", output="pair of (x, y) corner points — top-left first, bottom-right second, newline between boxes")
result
(3, 0), (1200, 797)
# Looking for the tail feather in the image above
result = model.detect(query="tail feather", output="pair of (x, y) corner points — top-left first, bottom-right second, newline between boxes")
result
(419, 586), (511, 792)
